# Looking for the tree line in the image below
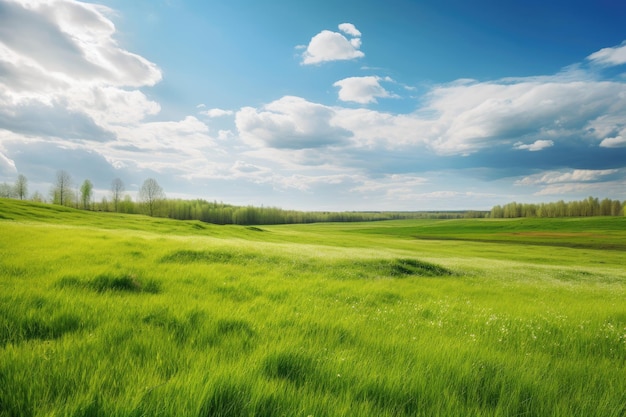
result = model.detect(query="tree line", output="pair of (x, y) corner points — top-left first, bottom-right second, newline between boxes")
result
(0, 171), (165, 215)
(3, 172), (623, 224)
(162, 199), (466, 225)
(0, 171), (468, 225)
(490, 197), (625, 218)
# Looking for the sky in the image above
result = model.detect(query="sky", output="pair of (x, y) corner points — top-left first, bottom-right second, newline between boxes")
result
(1, 0), (626, 211)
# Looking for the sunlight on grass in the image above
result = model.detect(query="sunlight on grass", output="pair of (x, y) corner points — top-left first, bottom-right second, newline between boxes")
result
(0, 199), (625, 416)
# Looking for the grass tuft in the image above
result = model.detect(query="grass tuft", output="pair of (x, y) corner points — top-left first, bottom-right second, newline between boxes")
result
(262, 351), (319, 387)
(388, 258), (454, 277)
(0, 303), (83, 345)
(56, 273), (161, 294)
(198, 379), (250, 417)
(332, 258), (454, 279)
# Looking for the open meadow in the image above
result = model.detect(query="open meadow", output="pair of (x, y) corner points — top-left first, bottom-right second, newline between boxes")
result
(0, 199), (625, 417)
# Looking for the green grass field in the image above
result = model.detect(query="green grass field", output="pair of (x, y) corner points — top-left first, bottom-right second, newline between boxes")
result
(1, 199), (625, 417)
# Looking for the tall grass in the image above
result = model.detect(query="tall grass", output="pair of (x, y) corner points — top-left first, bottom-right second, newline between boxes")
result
(0, 199), (625, 416)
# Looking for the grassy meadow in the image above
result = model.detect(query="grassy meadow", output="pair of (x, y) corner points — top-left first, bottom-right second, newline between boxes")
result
(0, 198), (625, 416)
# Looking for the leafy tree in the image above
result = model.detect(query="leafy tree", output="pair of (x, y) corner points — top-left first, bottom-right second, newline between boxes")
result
(14, 174), (27, 200)
(490, 205), (503, 218)
(119, 194), (136, 214)
(0, 182), (13, 198)
(99, 196), (109, 211)
(80, 179), (93, 210)
(491, 197), (624, 218)
(111, 178), (124, 212)
(139, 178), (165, 217)
(31, 191), (44, 203)
(52, 170), (72, 206)
(610, 200), (622, 216)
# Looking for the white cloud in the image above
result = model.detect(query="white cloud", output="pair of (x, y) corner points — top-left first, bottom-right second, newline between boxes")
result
(534, 183), (598, 196)
(600, 136), (626, 148)
(111, 116), (211, 152)
(350, 174), (427, 194)
(217, 129), (234, 141)
(201, 108), (234, 118)
(514, 168), (626, 197)
(514, 139), (554, 151)
(73, 86), (161, 126)
(0, 148), (17, 176)
(301, 23), (364, 65)
(587, 41), (626, 66)
(232, 160), (264, 173)
(328, 77), (626, 156)
(270, 173), (361, 192)
(0, 0), (230, 185)
(333, 76), (397, 104)
(515, 169), (619, 186)
(421, 80), (624, 154)
(338, 23), (361, 37)
(235, 96), (351, 149)
(0, 0), (161, 88)
(528, 177), (626, 197)
(0, 0), (163, 140)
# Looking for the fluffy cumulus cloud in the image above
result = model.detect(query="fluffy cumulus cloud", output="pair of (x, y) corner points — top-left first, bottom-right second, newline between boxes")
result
(200, 109), (234, 118)
(333, 76), (396, 104)
(516, 169), (619, 186)
(0, 0), (228, 195)
(232, 67), (626, 166)
(515, 169), (624, 196)
(235, 96), (352, 149)
(420, 78), (626, 155)
(325, 75), (626, 158)
(0, 0), (161, 87)
(301, 23), (364, 65)
(200, 108), (234, 118)
(600, 136), (626, 148)
(0, 0), (163, 142)
(102, 115), (222, 178)
(514, 140), (554, 151)
(350, 174), (426, 194)
(338, 23), (361, 37)
(587, 41), (626, 66)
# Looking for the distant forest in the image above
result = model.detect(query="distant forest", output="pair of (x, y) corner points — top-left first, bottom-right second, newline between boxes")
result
(1, 172), (624, 224)
(0, 172), (468, 225)
(490, 197), (625, 218)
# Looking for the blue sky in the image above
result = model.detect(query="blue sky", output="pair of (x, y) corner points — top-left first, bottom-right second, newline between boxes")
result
(1, 0), (626, 210)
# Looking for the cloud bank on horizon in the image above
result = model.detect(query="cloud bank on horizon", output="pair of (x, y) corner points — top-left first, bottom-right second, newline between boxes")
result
(1, 0), (625, 210)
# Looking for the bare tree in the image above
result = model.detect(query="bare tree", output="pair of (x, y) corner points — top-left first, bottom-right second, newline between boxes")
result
(139, 178), (165, 217)
(80, 179), (93, 210)
(111, 178), (124, 212)
(14, 174), (27, 200)
(52, 170), (72, 206)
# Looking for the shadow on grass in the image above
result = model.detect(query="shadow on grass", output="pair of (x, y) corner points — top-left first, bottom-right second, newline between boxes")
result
(333, 258), (455, 280)
(198, 380), (251, 417)
(160, 249), (454, 281)
(56, 273), (161, 294)
(0, 296), (84, 345)
(262, 351), (321, 387)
